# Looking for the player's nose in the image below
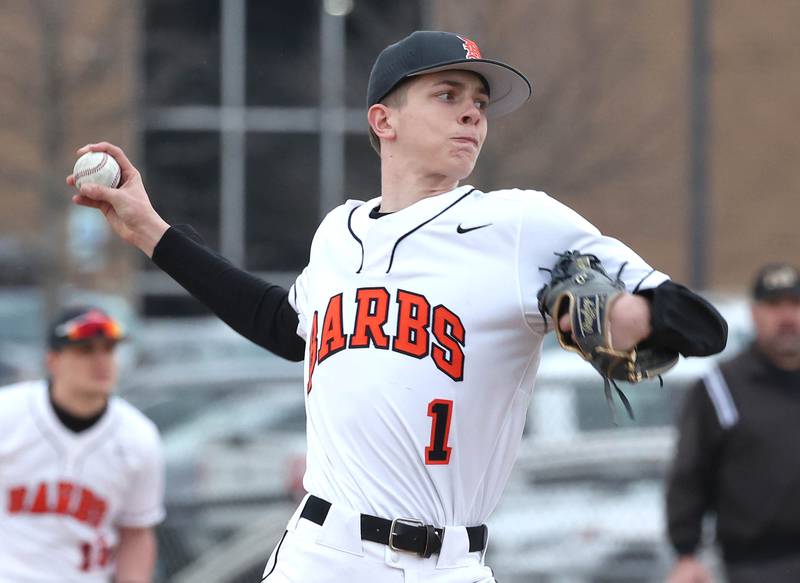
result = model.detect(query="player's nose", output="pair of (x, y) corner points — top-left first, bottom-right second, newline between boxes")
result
(459, 103), (482, 126)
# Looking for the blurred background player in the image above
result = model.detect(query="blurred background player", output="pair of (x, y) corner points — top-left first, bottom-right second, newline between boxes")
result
(666, 262), (800, 583)
(0, 306), (165, 583)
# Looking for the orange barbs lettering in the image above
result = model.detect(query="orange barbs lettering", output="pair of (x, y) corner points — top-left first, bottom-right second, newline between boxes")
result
(30, 483), (48, 513)
(309, 288), (467, 383)
(317, 293), (347, 363)
(55, 481), (75, 514)
(431, 305), (465, 381)
(393, 290), (431, 358)
(8, 486), (26, 513)
(350, 287), (390, 349)
(5, 481), (108, 527)
(307, 311), (319, 393)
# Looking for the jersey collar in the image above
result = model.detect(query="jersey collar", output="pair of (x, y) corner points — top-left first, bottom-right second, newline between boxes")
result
(350, 185), (476, 241)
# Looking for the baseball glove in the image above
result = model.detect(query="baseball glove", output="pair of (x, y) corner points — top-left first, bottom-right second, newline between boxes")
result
(537, 250), (679, 421)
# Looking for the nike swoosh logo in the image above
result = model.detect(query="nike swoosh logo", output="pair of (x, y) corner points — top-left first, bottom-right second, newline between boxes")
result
(457, 223), (492, 234)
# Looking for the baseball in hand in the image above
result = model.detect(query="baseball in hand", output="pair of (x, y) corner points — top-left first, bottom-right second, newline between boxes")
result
(73, 151), (121, 189)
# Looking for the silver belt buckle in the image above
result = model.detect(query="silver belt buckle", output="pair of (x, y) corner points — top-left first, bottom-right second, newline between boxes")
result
(389, 517), (424, 552)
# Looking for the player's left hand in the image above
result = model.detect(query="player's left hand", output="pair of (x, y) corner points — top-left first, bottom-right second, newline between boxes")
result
(558, 292), (651, 351)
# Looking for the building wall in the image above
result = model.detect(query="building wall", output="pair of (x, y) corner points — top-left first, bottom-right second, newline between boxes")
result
(712, 0), (800, 289)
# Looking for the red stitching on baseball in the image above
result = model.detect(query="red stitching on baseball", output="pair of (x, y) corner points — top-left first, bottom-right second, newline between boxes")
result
(75, 153), (108, 179)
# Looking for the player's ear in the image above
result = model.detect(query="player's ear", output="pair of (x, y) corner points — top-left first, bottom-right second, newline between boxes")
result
(368, 104), (396, 144)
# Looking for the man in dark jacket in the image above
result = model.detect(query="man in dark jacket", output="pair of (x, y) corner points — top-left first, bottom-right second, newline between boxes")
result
(666, 262), (800, 583)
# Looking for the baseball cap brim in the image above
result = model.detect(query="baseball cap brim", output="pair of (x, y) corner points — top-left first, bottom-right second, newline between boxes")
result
(407, 59), (532, 118)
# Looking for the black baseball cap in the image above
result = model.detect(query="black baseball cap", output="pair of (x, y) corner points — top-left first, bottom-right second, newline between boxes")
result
(752, 263), (800, 301)
(48, 306), (125, 350)
(367, 31), (532, 118)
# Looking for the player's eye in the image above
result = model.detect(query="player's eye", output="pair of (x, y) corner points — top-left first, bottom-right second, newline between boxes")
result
(436, 91), (454, 102)
(474, 99), (489, 110)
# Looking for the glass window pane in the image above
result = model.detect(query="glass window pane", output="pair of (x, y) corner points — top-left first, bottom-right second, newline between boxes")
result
(246, 0), (319, 106)
(345, 0), (422, 108)
(144, 0), (221, 107)
(245, 134), (319, 271)
(143, 131), (221, 258)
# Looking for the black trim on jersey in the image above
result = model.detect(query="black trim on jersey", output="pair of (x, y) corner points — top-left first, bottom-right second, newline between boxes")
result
(49, 382), (107, 433)
(151, 225), (305, 362)
(386, 189), (475, 273)
(347, 205), (365, 273)
(261, 530), (288, 581)
(369, 205), (390, 219)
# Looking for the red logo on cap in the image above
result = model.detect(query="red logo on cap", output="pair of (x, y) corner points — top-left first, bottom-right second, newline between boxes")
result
(458, 36), (481, 59)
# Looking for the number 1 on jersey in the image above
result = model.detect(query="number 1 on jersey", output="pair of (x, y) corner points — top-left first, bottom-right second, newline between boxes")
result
(425, 399), (453, 465)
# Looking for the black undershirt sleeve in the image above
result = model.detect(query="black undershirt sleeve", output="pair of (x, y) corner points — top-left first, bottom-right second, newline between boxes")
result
(636, 280), (728, 356)
(151, 225), (305, 362)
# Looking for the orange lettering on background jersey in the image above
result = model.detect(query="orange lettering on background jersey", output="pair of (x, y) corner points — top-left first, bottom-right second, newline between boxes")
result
(431, 305), (466, 381)
(30, 483), (49, 513)
(393, 290), (431, 358)
(88, 497), (107, 528)
(55, 481), (74, 514)
(318, 294), (347, 363)
(350, 287), (390, 349)
(72, 488), (93, 523)
(6, 481), (108, 527)
(307, 311), (319, 393)
(8, 486), (26, 513)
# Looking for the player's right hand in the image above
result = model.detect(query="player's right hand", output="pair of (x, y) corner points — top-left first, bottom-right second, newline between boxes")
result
(666, 556), (714, 583)
(66, 142), (170, 258)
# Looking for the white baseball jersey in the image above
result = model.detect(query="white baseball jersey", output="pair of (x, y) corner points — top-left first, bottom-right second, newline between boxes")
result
(0, 381), (165, 582)
(288, 185), (668, 527)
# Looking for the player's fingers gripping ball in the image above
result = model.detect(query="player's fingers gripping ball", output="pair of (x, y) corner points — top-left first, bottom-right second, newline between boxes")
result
(73, 151), (121, 189)
(537, 250), (679, 419)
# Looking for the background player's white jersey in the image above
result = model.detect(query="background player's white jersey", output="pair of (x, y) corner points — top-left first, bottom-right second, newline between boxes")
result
(289, 185), (668, 528)
(0, 381), (165, 582)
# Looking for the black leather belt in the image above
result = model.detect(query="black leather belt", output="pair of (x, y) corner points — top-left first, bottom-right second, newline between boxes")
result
(300, 495), (488, 559)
